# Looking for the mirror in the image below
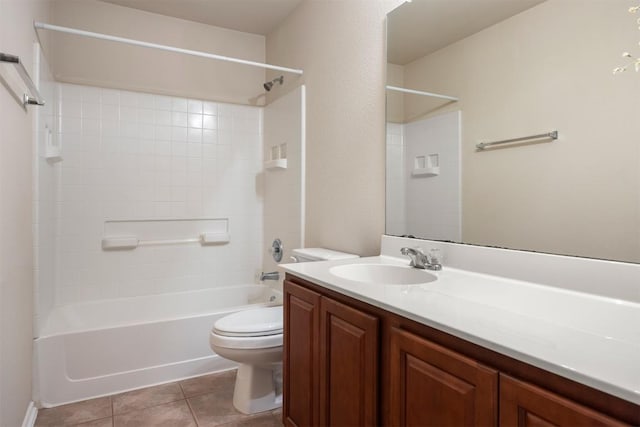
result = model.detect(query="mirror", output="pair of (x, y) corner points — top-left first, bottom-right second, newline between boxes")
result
(386, 0), (640, 263)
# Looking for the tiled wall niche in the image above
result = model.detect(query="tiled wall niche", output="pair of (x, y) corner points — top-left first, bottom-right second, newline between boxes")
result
(49, 83), (263, 307)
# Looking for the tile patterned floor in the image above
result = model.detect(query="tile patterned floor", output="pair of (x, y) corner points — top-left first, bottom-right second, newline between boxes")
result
(35, 370), (283, 427)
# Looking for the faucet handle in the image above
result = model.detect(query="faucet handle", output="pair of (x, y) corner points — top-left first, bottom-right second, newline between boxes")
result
(425, 248), (443, 271)
(426, 248), (441, 264)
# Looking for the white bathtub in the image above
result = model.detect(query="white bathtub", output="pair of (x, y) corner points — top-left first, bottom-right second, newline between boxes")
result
(34, 285), (280, 407)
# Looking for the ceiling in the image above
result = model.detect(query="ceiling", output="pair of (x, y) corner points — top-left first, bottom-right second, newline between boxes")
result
(388, 0), (546, 65)
(99, 0), (303, 35)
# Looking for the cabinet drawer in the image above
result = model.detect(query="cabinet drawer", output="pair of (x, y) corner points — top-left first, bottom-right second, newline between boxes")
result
(500, 375), (629, 426)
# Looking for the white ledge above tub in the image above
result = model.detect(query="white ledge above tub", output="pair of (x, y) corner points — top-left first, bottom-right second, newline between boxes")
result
(101, 218), (230, 250)
(265, 159), (287, 170)
(102, 232), (230, 250)
(411, 167), (439, 177)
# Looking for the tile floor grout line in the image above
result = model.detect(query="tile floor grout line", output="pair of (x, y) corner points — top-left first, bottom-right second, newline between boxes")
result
(179, 376), (219, 400)
(178, 380), (187, 399)
(111, 382), (187, 417)
(184, 397), (201, 427)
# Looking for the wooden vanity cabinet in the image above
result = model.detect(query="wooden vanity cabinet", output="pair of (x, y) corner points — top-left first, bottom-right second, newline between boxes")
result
(284, 274), (639, 427)
(283, 279), (379, 427)
(389, 327), (498, 426)
(500, 375), (629, 427)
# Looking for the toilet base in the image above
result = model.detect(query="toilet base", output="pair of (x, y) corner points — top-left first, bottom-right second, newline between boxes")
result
(233, 363), (282, 414)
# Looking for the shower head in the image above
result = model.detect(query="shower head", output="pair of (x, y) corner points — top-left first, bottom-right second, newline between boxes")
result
(263, 75), (284, 92)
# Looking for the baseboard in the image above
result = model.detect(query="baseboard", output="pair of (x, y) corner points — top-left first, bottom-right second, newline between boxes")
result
(21, 401), (38, 427)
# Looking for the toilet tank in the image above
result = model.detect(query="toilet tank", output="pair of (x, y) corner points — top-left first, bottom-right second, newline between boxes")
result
(290, 248), (359, 263)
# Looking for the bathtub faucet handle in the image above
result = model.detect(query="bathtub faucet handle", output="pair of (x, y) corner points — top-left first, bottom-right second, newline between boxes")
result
(260, 271), (280, 281)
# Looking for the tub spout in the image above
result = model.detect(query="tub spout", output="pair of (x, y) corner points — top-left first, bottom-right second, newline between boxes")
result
(260, 271), (280, 281)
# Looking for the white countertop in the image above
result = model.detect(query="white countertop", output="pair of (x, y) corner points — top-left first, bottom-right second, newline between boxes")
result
(281, 255), (640, 405)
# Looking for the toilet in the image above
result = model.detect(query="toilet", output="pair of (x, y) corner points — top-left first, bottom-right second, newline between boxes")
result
(210, 306), (284, 414)
(209, 248), (359, 414)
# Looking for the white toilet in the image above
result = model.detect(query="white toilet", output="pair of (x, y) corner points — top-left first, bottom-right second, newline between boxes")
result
(210, 306), (284, 414)
(209, 248), (358, 414)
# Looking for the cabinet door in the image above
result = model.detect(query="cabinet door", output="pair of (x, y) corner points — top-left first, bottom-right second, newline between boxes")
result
(283, 280), (321, 427)
(500, 375), (629, 427)
(389, 327), (498, 427)
(319, 297), (378, 426)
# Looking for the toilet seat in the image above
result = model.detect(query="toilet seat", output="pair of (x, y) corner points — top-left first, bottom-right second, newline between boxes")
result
(211, 306), (283, 350)
(214, 306), (283, 337)
(210, 331), (283, 349)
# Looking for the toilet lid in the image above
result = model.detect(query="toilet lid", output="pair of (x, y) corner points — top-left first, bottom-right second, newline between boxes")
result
(214, 306), (283, 337)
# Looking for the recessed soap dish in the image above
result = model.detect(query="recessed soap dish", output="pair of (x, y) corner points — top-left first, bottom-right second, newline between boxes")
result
(412, 154), (439, 177)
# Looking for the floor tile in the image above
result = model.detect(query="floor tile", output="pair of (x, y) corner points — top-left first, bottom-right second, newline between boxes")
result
(113, 400), (196, 427)
(112, 382), (184, 414)
(179, 370), (236, 398)
(218, 411), (283, 427)
(35, 397), (112, 426)
(271, 408), (282, 425)
(187, 391), (244, 427)
(73, 417), (113, 427)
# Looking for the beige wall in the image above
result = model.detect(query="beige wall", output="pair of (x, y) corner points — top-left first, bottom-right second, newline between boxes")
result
(266, 0), (402, 256)
(398, 0), (640, 262)
(0, 0), (50, 425)
(48, 0), (267, 105)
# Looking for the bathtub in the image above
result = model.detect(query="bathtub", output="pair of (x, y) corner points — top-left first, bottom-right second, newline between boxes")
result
(34, 285), (280, 407)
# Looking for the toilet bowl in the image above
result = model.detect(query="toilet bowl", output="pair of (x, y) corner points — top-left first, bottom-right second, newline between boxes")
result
(210, 248), (358, 414)
(210, 305), (283, 414)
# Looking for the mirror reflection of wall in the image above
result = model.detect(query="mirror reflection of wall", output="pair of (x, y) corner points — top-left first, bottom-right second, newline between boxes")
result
(386, 111), (461, 242)
(386, 0), (640, 263)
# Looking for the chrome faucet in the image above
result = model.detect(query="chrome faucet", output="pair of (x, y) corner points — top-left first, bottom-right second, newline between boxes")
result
(260, 271), (280, 281)
(400, 247), (442, 271)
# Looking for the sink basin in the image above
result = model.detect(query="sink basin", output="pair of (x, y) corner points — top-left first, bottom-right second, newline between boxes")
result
(329, 264), (437, 285)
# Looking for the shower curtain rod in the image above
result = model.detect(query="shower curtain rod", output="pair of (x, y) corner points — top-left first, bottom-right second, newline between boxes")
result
(386, 85), (458, 102)
(34, 22), (304, 75)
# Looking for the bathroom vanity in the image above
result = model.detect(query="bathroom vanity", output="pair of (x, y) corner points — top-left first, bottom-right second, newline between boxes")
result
(280, 238), (640, 427)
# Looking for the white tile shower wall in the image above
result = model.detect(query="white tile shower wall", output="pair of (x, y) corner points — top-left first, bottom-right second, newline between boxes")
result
(385, 122), (405, 236)
(34, 46), (60, 335)
(54, 83), (263, 305)
(263, 86), (304, 284)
